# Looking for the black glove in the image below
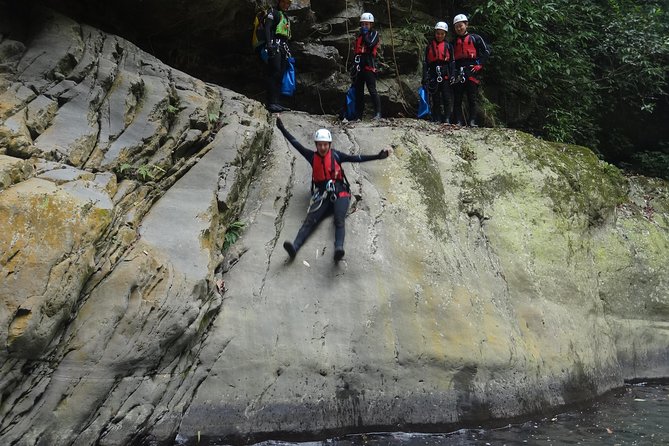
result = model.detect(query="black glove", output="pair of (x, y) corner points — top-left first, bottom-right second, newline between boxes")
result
(267, 43), (279, 58)
(378, 149), (389, 159)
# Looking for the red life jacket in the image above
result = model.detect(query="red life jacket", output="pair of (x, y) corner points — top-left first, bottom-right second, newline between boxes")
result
(354, 34), (378, 58)
(426, 40), (450, 64)
(312, 150), (343, 183)
(454, 34), (477, 60)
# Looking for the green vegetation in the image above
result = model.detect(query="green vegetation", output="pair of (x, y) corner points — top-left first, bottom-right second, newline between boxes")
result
(119, 163), (166, 181)
(165, 90), (181, 125)
(472, 0), (669, 170)
(223, 221), (245, 251)
(396, 20), (432, 73)
(166, 104), (179, 116)
(629, 151), (669, 180)
(515, 137), (628, 226)
(406, 149), (448, 238)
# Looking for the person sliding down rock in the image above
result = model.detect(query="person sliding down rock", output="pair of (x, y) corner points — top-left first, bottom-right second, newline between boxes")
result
(276, 117), (391, 262)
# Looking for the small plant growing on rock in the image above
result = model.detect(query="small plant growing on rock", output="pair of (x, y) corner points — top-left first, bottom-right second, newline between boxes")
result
(223, 220), (245, 251)
(118, 163), (166, 181)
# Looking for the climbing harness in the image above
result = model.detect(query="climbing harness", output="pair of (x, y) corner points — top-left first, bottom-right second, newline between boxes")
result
(308, 151), (350, 213)
(451, 67), (466, 84)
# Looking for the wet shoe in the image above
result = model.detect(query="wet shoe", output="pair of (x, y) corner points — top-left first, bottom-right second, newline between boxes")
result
(373, 113), (382, 120)
(267, 104), (283, 113)
(469, 120), (478, 127)
(283, 241), (296, 259)
(334, 248), (345, 262)
(276, 104), (291, 112)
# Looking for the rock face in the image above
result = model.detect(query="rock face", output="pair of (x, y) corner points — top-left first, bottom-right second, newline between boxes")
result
(1, 6), (669, 446)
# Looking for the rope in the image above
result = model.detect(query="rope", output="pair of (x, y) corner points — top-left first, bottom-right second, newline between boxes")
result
(344, 0), (351, 72)
(385, 0), (411, 114)
(308, 22), (333, 37)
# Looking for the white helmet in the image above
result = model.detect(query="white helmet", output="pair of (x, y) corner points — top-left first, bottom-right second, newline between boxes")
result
(434, 21), (448, 32)
(453, 14), (468, 25)
(314, 128), (332, 143)
(360, 12), (374, 23)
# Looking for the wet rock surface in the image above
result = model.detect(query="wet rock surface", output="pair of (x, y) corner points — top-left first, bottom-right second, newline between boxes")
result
(1, 5), (668, 446)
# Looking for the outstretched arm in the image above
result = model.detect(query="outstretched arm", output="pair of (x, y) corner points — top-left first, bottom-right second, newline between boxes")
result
(276, 117), (314, 162)
(335, 148), (391, 163)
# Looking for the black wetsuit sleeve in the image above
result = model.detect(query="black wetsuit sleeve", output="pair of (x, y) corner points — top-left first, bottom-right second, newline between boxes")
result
(333, 149), (385, 163)
(265, 8), (276, 45)
(276, 118), (314, 163)
(474, 34), (490, 65)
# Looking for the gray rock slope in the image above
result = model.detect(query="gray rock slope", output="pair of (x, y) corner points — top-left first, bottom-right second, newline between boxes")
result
(1, 6), (668, 446)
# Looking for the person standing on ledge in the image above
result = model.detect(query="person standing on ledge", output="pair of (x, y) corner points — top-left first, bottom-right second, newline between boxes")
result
(350, 12), (382, 120)
(452, 13), (490, 127)
(265, 0), (293, 113)
(276, 116), (390, 262)
(422, 21), (455, 123)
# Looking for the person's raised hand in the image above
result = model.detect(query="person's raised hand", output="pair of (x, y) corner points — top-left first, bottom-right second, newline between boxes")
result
(378, 146), (393, 159)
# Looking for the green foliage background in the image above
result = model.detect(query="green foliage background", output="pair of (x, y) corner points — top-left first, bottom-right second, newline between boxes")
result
(457, 0), (669, 177)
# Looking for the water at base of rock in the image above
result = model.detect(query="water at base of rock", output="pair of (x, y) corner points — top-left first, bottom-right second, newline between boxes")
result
(242, 382), (667, 446)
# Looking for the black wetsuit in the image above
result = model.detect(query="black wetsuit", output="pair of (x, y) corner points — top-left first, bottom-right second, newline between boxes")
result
(351, 29), (381, 119)
(452, 32), (490, 126)
(423, 39), (455, 123)
(276, 119), (386, 253)
(265, 8), (291, 108)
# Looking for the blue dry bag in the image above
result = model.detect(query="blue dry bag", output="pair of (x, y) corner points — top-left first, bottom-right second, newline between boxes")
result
(258, 45), (269, 63)
(345, 86), (356, 120)
(281, 57), (296, 96)
(417, 86), (430, 119)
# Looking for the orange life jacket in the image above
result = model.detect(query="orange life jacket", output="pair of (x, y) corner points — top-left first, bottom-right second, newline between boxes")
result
(354, 34), (378, 58)
(427, 40), (451, 64)
(312, 150), (344, 183)
(454, 34), (477, 60)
